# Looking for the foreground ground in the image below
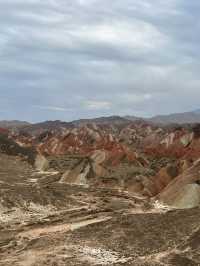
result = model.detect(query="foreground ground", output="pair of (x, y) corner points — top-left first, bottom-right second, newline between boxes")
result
(0, 154), (200, 266)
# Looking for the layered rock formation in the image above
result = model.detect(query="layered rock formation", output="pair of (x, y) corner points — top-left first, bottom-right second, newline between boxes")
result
(8, 121), (200, 206)
(1, 120), (200, 265)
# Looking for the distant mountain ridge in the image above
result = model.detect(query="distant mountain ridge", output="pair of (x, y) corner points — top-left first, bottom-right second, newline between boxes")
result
(72, 116), (130, 126)
(1, 109), (200, 133)
(18, 120), (74, 134)
(193, 109), (200, 114)
(125, 109), (200, 125)
(148, 110), (200, 125)
(0, 120), (30, 129)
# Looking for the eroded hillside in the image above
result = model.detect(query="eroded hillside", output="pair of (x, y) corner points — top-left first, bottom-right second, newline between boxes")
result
(0, 121), (200, 265)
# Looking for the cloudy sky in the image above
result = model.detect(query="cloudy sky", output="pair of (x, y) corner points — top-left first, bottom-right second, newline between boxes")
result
(0, 0), (200, 122)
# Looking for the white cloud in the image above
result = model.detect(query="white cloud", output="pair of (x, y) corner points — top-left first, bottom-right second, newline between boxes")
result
(84, 100), (112, 110)
(33, 105), (72, 112)
(77, 0), (96, 6)
(120, 93), (152, 104)
(70, 20), (167, 52)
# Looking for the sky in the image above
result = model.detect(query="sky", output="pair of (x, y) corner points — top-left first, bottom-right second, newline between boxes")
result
(0, 0), (200, 122)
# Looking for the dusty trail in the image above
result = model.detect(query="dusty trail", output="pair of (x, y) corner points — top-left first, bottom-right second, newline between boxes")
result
(0, 153), (200, 266)
(18, 216), (112, 239)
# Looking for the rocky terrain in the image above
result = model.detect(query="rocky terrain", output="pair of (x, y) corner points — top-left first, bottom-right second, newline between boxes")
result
(0, 120), (200, 265)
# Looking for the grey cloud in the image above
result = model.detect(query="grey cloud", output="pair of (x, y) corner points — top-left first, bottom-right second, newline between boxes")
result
(0, 0), (199, 122)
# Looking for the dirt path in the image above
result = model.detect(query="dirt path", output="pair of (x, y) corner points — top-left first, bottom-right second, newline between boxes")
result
(19, 216), (112, 239)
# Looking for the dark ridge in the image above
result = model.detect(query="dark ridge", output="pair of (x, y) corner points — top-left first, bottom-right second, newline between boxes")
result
(0, 133), (37, 165)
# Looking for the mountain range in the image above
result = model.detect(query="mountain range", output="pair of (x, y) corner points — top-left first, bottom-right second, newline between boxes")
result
(1, 109), (200, 265)
(126, 109), (200, 125)
(1, 109), (200, 132)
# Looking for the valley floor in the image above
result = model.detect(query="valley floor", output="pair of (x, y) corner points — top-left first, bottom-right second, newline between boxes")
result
(0, 154), (200, 266)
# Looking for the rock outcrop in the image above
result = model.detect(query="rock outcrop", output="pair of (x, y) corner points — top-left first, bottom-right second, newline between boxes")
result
(7, 121), (200, 201)
(1, 120), (200, 265)
(158, 159), (200, 208)
(34, 154), (49, 171)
